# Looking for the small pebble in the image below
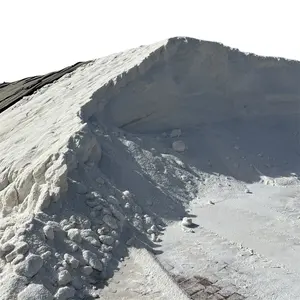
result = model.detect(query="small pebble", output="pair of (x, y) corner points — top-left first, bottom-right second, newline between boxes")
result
(122, 190), (131, 199)
(181, 217), (193, 227)
(43, 225), (54, 240)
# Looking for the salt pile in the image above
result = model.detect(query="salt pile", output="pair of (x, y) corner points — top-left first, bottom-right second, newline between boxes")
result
(1, 36), (300, 299)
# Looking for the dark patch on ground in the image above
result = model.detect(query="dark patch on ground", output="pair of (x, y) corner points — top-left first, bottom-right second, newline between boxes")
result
(172, 274), (246, 300)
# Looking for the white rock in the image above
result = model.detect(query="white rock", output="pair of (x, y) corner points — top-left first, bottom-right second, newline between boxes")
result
(172, 140), (186, 152)
(99, 235), (115, 245)
(80, 229), (99, 239)
(170, 129), (182, 138)
(150, 233), (157, 242)
(122, 190), (131, 199)
(15, 242), (29, 254)
(101, 244), (113, 253)
(12, 254), (25, 265)
(80, 219), (91, 229)
(144, 215), (154, 227)
(14, 254), (43, 278)
(5, 249), (18, 262)
(86, 191), (101, 199)
(82, 250), (103, 271)
(110, 230), (119, 237)
(54, 287), (75, 300)
(62, 223), (76, 231)
(67, 228), (82, 243)
(57, 270), (72, 286)
(41, 251), (52, 260)
(69, 215), (77, 224)
(107, 195), (119, 206)
(181, 217), (193, 227)
(43, 225), (54, 240)
(103, 214), (118, 229)
(150, 225), (158, 233)
(64, 240), (79, 253)
(62, 261), (68, 268)
(81, 265), (93, 276)
(132, 218), (143, 230)
(46, 221), (60, 231)
(17, 284), (53, 300)
(97, 227), (110, 235)
(84, 236), (101, 247)
(1, 242), (15, 254)
(64, 253), (79, 269)
(101, 257), (110, 266)
(124, 202), (131, 210)
(60, 219), (69, 227)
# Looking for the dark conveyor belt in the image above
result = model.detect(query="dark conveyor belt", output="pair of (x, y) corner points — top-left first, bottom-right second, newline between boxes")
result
(0, 61), (90, 114)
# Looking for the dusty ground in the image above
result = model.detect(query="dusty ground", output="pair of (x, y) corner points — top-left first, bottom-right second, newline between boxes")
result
(99, 248), (189, 300)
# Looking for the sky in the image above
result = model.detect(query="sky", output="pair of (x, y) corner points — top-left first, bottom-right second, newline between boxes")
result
(1, 0), (299, 82)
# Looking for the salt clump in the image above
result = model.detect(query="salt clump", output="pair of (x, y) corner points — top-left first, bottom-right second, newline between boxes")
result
(17, 284), (53, 300)
(43, 225), (55, 240)
(182, 217), (193, 227)
(57, 270), (72, 286)
(54, 287), (75, 300)
(172, 140), (186, 152)
(170, 129), (182, 138)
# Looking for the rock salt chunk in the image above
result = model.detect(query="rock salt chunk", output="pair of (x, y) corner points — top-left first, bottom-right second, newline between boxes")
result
(181, 217), (193, 227)
(99, 235), (115, 245)
(43, 225), (54, 240)
(64, 240), (79, 253)
(122, 190), (131, 199)
(12, 254), (25, 265)
(1, 242), (15, 253)
(64, 253), (79, 269)
(14, 254), (43, 278)
(67, 229), (82, 243)
(54, 287), (75, 300)
(17, 283), (53, 300)
(101, 244), (113, 253)
(82, 250), (103, 271)
(41, 251), (52, 260)
(57, 270), (72, 286)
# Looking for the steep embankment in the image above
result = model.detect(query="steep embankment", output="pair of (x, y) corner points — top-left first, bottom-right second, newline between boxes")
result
(0, 37), (300, 300)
